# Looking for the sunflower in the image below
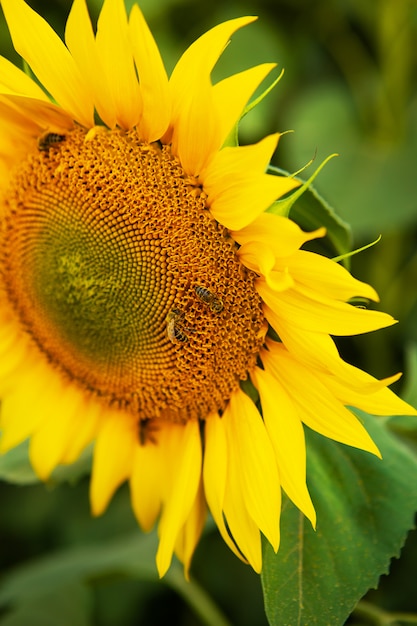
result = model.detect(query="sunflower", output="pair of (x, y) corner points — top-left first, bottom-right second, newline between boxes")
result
(0, 0), (414, 578)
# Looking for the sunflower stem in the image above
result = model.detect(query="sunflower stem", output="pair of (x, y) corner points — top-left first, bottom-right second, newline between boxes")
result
(352, 599), (417, 625)
(165, 569), (232, 626)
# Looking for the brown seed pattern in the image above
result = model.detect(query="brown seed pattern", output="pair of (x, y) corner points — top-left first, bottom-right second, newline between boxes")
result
(1, 127), (265, 422)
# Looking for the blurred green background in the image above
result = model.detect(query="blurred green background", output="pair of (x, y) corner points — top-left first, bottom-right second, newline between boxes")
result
(0, 0), (416, 624)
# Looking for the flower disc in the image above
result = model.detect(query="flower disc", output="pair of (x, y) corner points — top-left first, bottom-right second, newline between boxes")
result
(1, 127), (265, 423)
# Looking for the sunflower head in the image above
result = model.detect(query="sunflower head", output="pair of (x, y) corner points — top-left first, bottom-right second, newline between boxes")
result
(0, 0), (415, 579)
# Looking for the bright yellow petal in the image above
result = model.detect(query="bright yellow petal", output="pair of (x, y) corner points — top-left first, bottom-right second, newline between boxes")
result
(156, 421), (202, 577)
(0, 328), (30, 388)
(224, 390), (281, 551)
(286, 250), (379, 302)
(207, 172), (299, 231)
(322, 369), (417, 417)
(212, 63), (277, 146)
(238, 241), (294, 291)
(203, 413), (247, 563)
(171, 75), (222, 175)
(201, 133), (279, 186)
(259, 279), (397, 336)
(90, 411), (135, 515)
(222, 435), (263, 572)
(262, 343), (381, 456)
(95, 0), (142, 129)
(0, 357), (58, 452)
(0, 55), (49, 100)
(268, 324), (406, 396)
(65, 0), (114, 128)
(232, 213), (325, 257)
(61, 399), (101, 464)
(130, 436), (163, 532)
(174, 479), (207, 580)
(29, 385), (84, 479)
(1, 0), (94, 126)
(0, 94), (74, 133)
(169, 16), (257, 122)
(0, 97), (40, 147)
(129, 5), (170, 142)
(253, 367), (316, 526)
(169, 17), (259, 174)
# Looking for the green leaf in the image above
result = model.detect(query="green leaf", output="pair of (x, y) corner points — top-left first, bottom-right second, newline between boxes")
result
(261, 412), (417, 626)
(267, 164), (352, 262)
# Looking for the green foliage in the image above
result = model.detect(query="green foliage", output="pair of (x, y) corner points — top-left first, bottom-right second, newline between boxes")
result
(267, 158), (352, 262)
(283, 82), (417, 239)
(261, 412), (417, 626)
(0, 583), (92, 626)
(0, 530), (231, 626)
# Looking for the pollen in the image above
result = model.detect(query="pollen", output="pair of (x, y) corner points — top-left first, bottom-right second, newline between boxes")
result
(1, 127), (265, 423)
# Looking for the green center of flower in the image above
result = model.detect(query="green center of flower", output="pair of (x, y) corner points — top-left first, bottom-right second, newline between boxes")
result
(2, 127), (265, 423)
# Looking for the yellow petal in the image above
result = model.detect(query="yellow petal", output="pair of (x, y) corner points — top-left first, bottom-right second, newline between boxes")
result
(222, 438), (263, 572)
(259, 279), (397, 336)
(224, 390), (281, 551)
(262, 343), (381, 456)
(29, 385), (84, 480)
(287, 250), (379, 302)
(0, 55), (49, 99)
(65, 0), (114, 128)
(129, 5), (171, 142)
(171, 75), (222, 175)
(203, 413), (247, 563)
(208, 172), (299, 231)
(174, 479), (207, 580)
(322, 369), (417, 417)
(267, 324), (406, 396)
(253, 367), (316, 526)
(169, 17), (259, 174)
(95, 0), (142, 129)
(169, 16), (257, 122)
(0, 329), (30, 388)
(90, 411), (135, 515)
(1, 0), (94, 126)
(0, 97), (40, 147)
(232, 212), (325, 256)
(61, 399), (101, 464)
(156, 421), (202, 577)
(212, 63), (277, 146)
(130, 435), (163, 532)
(238, 241), (294, 291)
(0, 94), (74, 133)
(0, 358), (58, 452)
(202, 133), (279, 186)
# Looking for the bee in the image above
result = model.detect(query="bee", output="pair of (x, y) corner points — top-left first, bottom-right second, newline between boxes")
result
(194, 285), (224, 313)
(37, 132), (66, 152)
(209, 298), (224, 313)
(166, 308), (189, 344)
(138, 418), (158, 445)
